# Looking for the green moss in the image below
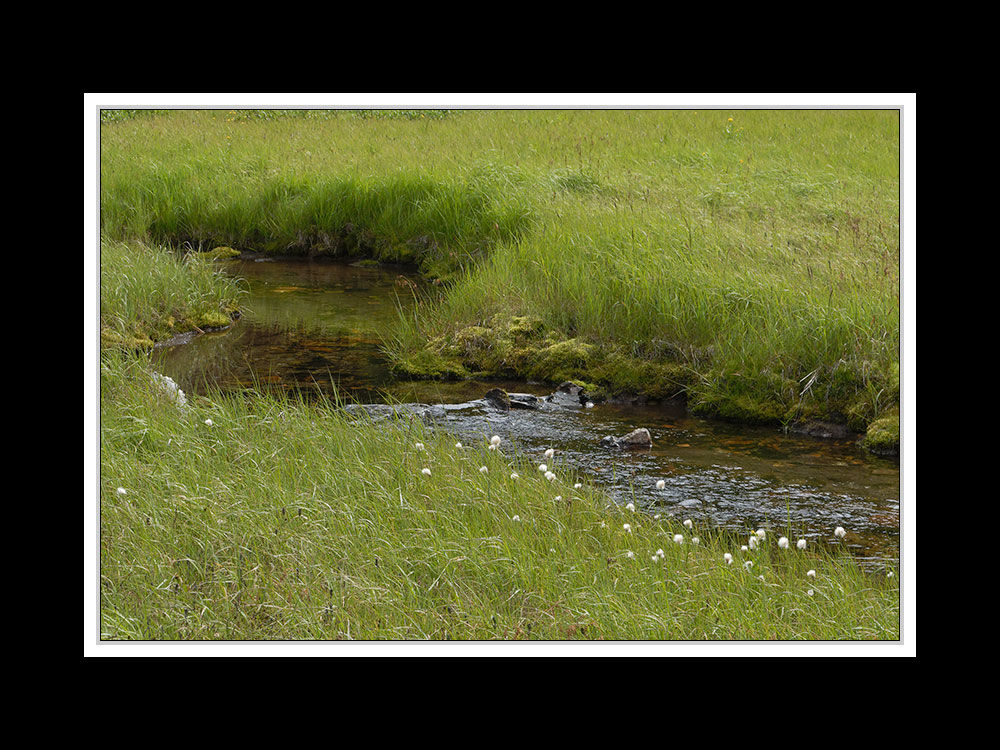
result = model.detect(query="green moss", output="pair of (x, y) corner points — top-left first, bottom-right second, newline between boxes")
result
(860, 411), (900, 456)
(205, 246), (241, 260)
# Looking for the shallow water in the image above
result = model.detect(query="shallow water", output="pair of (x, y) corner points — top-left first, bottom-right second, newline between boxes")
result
(156, 258), (901, 566)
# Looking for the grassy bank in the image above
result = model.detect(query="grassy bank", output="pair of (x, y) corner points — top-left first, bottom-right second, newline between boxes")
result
(100, 237), (245, 348)
(100, 109), (899, 448)
(100, 352), (898, 640)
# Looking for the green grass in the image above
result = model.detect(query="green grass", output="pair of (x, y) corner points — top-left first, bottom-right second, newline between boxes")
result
(100, 352), (898, 640)
(100, 109), (899, 447)
(100, 237), (245, 347)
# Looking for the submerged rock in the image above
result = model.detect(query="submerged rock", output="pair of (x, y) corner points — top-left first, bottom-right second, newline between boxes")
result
(600, 427), (653, 449)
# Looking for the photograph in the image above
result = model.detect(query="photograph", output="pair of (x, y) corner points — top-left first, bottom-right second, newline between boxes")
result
(85, 94), (913, 654)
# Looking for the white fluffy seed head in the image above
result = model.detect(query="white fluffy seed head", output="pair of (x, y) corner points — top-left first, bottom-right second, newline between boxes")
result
(756, 528), (766, 539)
(510, 472), (519, 479)
(545, 471), (556, 481)
(512, 515), (520, 522)
(778, 537), (789, 549)
(487, 444), (498, 451)
(204, 418), (213, 426)
(797, 538), (807, 550)
(415, 442), (425, 451)
(455, 442), (462, 449)
(480, 466), (489, 474)
(555, 496), (562, 502)
(724, 553), (733, 564)
(674, 534), (684, 544)
(623, 524), (632, 533)
(490, 435), (501, 446)
(741, 545), (748, 552)
(626, 502), (635, 512)
(807, 589), (814, 597)
(421, 468), (431, 476)
(834, 526), (847, 538)
(807, 569), (816, 578)
(116, 487), (127, 496)
(683, 519), (693, 529)
(626, 550), (634, 558)
(692, 537), (700, 545)
(538, 464), (547, 472)
(656, 479), (666, 490)
(544, 448), (555, 459)
(574, 483), (582, 489)
(656, 548), (665, 558)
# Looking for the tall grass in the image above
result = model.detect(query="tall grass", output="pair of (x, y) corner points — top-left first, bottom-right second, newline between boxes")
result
(100, 237), (245, 346)
(100, 353), (898, 640)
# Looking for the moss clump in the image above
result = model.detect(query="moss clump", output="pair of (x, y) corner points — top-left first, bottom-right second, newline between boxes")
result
(860, 411), (900, 456)
(205, 246), (241, 260)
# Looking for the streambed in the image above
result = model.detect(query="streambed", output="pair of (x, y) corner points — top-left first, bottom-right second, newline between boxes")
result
(155, 258), (901, 566)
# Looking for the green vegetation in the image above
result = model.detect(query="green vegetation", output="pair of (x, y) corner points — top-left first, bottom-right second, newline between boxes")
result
(100, 237), (244, 348)
(98, 109), (901, 639)
(100, 352), (898, 640)
(100, 109), (899, 450)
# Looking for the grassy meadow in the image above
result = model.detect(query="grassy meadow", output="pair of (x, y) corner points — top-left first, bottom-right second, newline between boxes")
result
(100, 109), (900, 449)
(98, 108), (901, 641)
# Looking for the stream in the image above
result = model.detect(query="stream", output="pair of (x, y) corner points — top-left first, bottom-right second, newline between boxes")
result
(155, 258), (901, 567)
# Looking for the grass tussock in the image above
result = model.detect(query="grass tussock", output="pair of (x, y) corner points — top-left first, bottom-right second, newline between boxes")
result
(100, 237), (245, 348)
(100, 353), (899, 640)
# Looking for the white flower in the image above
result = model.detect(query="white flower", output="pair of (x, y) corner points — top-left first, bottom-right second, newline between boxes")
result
(834, 526), (847, 538)
(740, 545), (748, 552)
(683, 519), (693, 529)
(204, 418), (213, 426)
(623, 524), (632, 533)
(778, 537), (789, 549)
(480, 466), (489, 474)
(415, 442), (425, 451)
(116, 487), (127, 496)
(692, 537), (700, 545)
(545, 471), (556, 481)
(806, 569), (816, 578)
(756, 528), (766, 539)
(626, 502), (636, 512)
(796, 539), (807, 550)
(723, 553), (733, 564)
(512, 515), (520, 522)
(421, 468), (431, 476)
(510, 472), (519, 479)
(673, 534), (684, 544)
(544, 448), (555, 459)
(539, 464), (548, 472)
(807, 589), (814, 597)
(490, 435), (501, 446)
(454, 442), (463, 449)
(656, 479), (666, 490)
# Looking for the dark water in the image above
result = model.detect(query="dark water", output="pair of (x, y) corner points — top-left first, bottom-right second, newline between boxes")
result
(155, 258), (901, 566)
